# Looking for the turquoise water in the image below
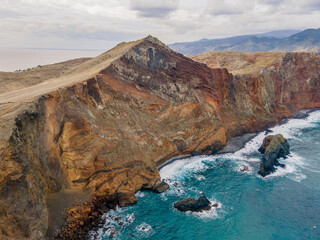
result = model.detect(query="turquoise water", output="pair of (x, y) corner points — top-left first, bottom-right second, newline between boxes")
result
(93, 110), (320, 240)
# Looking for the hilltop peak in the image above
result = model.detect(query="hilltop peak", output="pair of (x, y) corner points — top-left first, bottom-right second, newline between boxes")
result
(71, 35), (170, 76)
(141, 35), (171, 50)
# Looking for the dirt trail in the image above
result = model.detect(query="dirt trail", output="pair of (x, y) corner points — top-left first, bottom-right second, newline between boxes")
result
(0, 70), (96, 103)
(0, 39), (141, 104)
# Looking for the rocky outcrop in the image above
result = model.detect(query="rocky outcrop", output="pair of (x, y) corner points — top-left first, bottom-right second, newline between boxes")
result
(0, 36), (319, 239)
(152, 180), (170, 193)
(258, 134), (290, 177)
(174, 196), (212, 212)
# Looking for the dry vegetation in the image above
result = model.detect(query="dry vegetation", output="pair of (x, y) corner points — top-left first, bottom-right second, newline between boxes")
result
(191, 51), (286, 75)
(0, 58), (91, 94)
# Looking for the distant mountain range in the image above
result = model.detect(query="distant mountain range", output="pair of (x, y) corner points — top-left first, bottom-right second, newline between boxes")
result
(169, 29), (320, 55)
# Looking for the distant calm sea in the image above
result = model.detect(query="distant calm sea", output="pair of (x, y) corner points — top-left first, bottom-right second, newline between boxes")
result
(91, 110), (320, 240)
(0, 48), (103, 72)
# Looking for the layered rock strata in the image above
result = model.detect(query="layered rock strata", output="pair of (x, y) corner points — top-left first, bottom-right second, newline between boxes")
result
(0, 36), (319, 239)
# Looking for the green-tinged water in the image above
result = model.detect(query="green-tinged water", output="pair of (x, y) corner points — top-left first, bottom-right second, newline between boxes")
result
(93, 110), (320, 240)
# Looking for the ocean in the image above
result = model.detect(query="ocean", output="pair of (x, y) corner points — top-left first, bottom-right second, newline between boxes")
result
(92, 110), (320, 240)
(0, 48), (103, 72)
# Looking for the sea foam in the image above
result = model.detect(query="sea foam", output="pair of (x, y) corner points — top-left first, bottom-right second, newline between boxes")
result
(91, 206), (135, 240)
(185, 199), (223, 220)
(160, 110), (320, 181)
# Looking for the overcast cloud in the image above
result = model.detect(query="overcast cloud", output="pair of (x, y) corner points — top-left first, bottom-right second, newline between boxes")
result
(0, 0), (319, 50)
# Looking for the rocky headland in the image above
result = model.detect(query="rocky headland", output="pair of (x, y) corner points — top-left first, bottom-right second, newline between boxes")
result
(0, 36), (320, 239)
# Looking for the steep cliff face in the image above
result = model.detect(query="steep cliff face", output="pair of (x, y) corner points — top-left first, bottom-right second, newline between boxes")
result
(191, 51), (320, 114)
(0, 36), (320, 239)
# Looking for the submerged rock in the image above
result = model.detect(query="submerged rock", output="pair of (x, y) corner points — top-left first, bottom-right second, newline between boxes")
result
(174, 196), (211, 212)
(239, 165), (249, 172)
(258, 134), (290, 177)
(152, 180), (170, 193)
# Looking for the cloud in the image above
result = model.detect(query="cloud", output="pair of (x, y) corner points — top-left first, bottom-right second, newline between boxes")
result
(206, 0), (245, 15)
(299, 0), (320, 11)
(274, 0), (320, 14)
(0, 0), (319, 50)
(130, 0), (179, 18)
(260, 0), (285, 5)
(0, 7), (24, 19)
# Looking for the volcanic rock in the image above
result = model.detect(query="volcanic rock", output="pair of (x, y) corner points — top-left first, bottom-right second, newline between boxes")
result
(258, 134), (290, 177)
(152, 180), (170, 193)
(174, 196), (211, 212)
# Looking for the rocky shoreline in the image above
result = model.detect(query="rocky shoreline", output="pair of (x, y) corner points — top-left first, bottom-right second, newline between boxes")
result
(159, 108), (316, 169)
(54, 181), (169, 239)
(56, 110), (314, 239)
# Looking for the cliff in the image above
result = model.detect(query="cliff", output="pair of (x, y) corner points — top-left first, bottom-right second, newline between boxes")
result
(0, 36), (320, 239)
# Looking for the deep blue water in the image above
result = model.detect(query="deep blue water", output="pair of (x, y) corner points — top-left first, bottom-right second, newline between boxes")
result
(93, 111), (320, 240)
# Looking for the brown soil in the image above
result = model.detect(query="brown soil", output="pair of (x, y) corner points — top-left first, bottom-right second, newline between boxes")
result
(46, 189), (91, 239)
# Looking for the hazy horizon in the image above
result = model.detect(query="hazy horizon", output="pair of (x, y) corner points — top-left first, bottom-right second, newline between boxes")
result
(0, 27), (317, 72)
(0, 48), (103, 72)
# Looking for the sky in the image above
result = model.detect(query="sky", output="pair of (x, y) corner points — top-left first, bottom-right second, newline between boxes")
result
(0, 0), (320, 50)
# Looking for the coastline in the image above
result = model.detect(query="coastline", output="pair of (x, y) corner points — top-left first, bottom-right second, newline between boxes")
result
(158, 108), (319, 176)
(107, 108), (320, 240)
(49, 110), (320, 239)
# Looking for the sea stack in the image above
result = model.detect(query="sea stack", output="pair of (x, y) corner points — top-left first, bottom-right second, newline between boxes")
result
(258, 134), (290, 177)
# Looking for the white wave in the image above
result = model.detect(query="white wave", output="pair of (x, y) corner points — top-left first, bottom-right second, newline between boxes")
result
(261, 164), (306, 183)
(160, 194), (168, 201)
(222, 110), (320, 180)
(286, 152), (307, 167)
(262, 164), (296, 179)
(289, 173), (307, 183)
(135, 191), (145, 198)
(261, 153), (307, 182)
(135, 222), (154, 237)
(235, 164), (253, 174)
(160, 110), (320, 181)
(196, 175), (206, 180)
(246, 157), (261, 162)
(92, 207), (135, 240)
(162, 180), (195, 198)
(186, 199), (222, 220)
(160, 155), (210, 180)
(225, 110), (320, 161)
(136, 222), (152, 232)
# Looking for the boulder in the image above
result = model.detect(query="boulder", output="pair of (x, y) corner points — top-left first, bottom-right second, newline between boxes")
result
(174, 196), (211, 212)
(239, 165), (249, 172)
(116, 193), (138, 207)
(258, 134), (290, 177)
(152, 180), (169, 193)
